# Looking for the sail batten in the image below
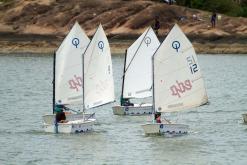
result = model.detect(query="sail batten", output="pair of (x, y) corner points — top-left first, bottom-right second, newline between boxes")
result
(55, 22), (90, 105)
(123, 27), (160, 99)
(153, 24), (208, 113)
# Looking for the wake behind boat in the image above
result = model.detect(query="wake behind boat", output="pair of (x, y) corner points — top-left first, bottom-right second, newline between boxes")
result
(43, 23), (115, 133)
(142, 24), (208, 136)
(112, 27), (160, 115)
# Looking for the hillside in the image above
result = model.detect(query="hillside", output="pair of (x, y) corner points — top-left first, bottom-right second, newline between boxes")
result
(0, 0), (247, 54)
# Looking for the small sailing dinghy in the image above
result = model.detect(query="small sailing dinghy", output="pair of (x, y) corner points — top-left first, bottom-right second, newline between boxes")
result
(112, 27), (160, 115)
(43, 22), (93, 127)
(43, 23), (115, 133)
(142, 24), (208, 136)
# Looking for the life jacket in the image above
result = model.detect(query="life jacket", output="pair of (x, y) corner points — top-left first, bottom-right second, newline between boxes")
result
(54, 105), (63, 113)
(156, 116), (161, 123)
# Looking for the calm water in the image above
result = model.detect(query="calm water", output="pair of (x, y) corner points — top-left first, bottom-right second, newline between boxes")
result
(0, 54), (247, 165)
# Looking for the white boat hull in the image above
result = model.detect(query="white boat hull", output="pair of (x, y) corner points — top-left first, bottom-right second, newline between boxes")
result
(141, 123), (189, 136)
(242, 114), (247, 123)
(112, 104), (152, 115)
(42, 113), (95, 125)
(43, 119), (96, 134)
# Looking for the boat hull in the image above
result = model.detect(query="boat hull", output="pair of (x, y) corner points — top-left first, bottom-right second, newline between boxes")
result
(43, 119), (96, 133)
(112, 104), (152, 115)
(242, 114), (247, 123)
(42, 113), (95, 125)
(141, 123), (189, 136)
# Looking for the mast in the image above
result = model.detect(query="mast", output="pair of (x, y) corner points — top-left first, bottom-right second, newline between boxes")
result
(120, 49), (127, 105)
(82, 37), (85, 120)
(151, 54), (155, 123)
(52, 51), (56, 114)
(81, 25), (99, 119)
(150, 33), (162, 122)
(82, 26), (98, 114)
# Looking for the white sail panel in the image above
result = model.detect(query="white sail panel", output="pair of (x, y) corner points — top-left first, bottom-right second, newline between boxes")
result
(123, 27), (160, 98)
(154, 24), (208, 113)
(84, 24), (115, 109)
(55, 22), (90, 105)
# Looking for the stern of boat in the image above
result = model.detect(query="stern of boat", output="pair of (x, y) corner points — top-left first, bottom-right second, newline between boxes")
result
(112, 104), (153, 116)
(112, 106), (125, 115)
(142, 123), (189, 136)
(43, 118), (96, 134)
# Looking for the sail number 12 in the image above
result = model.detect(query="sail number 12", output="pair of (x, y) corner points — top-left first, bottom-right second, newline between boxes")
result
(186, 56), (198, 74)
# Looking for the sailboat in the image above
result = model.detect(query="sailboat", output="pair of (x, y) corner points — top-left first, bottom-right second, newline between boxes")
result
(142, 24), (208, 135)
(42, 22), (94, 126)
(112, 27), (160, 115)
(43, 23), (115, 133)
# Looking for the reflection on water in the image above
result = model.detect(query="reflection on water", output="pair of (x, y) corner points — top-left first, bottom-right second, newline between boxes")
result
(0, 54), (247, 164)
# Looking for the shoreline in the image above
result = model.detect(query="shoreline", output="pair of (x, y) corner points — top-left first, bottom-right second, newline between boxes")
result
(0, 33), (246, 55)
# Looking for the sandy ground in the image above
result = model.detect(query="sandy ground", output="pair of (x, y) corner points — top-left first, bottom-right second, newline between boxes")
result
(0, 0), (246, 54)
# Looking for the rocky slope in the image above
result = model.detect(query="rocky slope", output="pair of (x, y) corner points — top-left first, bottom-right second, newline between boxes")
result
(0, 0), (246, 54)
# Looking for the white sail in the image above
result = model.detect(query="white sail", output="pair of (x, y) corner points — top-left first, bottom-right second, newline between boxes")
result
(153, 24), (208, 113)
(83, 24), (115, 109)
(55, 22), (90, 105)
(123, 27), (160, 98)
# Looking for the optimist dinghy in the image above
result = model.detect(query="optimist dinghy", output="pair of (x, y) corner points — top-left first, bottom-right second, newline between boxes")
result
(142, 24), (208, 136)
(112, 27), (160, 115)
(43, 23), (115, 133)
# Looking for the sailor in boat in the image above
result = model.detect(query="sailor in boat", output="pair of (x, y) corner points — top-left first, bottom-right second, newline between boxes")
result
(155, 112), (171, 124)
(155, 112), (161, 123)
(55, 104), (68, 123)
(121, 97), (134, 106)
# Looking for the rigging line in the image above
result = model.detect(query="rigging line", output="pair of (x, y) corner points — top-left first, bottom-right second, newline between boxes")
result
(64, 107), (80, 113)
(85, 28), (104, 74)
(121, 49), (127, 100)
(85, 100), (116, 110)
(124, 27), (151, 74)
(85, 113), (95, 120)
(150, 30), (165, 117)
(152, 52), (155, 118)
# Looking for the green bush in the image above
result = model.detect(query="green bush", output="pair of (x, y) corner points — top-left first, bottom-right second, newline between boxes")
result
(176, 0), (246, 17)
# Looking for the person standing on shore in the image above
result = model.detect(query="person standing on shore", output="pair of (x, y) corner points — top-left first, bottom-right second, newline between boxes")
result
(153, 16), (160, 36)
(211, 11), (217, 28)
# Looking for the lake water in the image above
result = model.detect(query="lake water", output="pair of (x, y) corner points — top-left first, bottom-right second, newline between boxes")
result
(0, 54), (247, 165)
